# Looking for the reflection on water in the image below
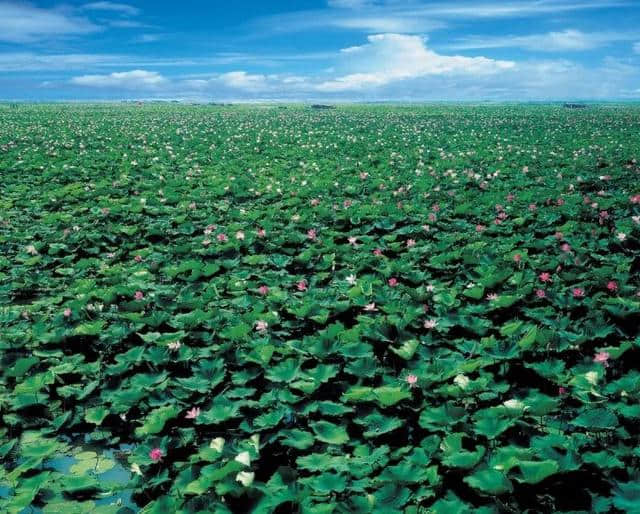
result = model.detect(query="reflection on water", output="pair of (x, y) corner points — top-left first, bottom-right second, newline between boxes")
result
(1, 436), (140, 513)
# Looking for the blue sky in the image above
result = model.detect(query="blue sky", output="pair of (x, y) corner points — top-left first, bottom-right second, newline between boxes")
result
(1, 0), (639, 101)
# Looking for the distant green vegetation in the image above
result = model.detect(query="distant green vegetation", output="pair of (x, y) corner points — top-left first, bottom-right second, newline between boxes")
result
(1, 104), (639, 513)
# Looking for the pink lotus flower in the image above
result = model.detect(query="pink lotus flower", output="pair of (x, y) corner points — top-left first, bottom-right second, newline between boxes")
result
(134, 291), (144, 301)
(189, 202), (196, 210)
(428, 213), (436, 222)
(347, 236), (358, 246)
(310, 198), (320, 206)
(363, 303), (378, 312)
(539, 272), (552, 283)
(388, 278), (398, 287)
(101, 207), (110, 216)
(359, 172), (369, 180)
(556, 198), (565, 206)
(528, 204), (537, 211)
(558, 387), (567, 395)
(185, 407), (201, 419)
(217, 233), (228, 242)
(486, 293), (498, 301)
(63, 308), (72, 318)
(307, 229), (317, 241)
(406, 374), (418, 387)
(535, 289), (546, 298)
(572, 288), (585, 298)
(258, 285), (269, 296)
(555, 231), (564, 240)
(424, 319), (437, 329)
(204, 224), (216, 235)
(506, 193), (515, 202)
(513, 254), (522, 263)
(561, 243), (571, 253)
(593, 351), (610, 366)
(256, 228), (266, 238)
(476, 224), (486, 232)
(406, 239), (416, 248)
(296, 280), (307, 291)
(373, 248), (383, 256)
(343, 200), (352, 208)
(149, 448), (163, 462)
(134, 255), (143, 263)
(255, 320), (268, 332)
(432, 203), (440, 212)
(630, 194), (640, 204)
(235, 231), (245, 241)
(607, 281), (618, 292)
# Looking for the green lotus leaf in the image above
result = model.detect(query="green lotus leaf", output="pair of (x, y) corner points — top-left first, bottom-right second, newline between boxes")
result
(464, 468), (513, 495)
(310, 421), (350, 445)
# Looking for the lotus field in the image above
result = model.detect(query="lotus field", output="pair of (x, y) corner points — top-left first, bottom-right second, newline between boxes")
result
(2, 104), (640, 513)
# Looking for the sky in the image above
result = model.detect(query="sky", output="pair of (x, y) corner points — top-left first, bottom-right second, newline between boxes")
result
(1, 0), (639, 101)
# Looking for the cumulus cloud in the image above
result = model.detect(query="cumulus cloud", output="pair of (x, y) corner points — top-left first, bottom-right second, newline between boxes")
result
(316, 34), (514, 91)
(0, 2), (98, 43)
(219, 71), (268, 91)
(450, 29), (640, 52)
(70, 70), (167, 89)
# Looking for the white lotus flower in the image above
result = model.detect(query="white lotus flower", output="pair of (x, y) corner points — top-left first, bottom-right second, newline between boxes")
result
(210, 437), (225, 452)
(585, 371), (599, 385)
(235, 451), (251, 467)
(454, 374), (470, 390)
(503, 399), (526, 410)
(236, 471), (255, 487)
(131, 463), (142, 476)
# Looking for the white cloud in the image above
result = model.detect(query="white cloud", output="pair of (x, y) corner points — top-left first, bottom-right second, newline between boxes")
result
(316, 34), (514, 91)
(327, 0), (376, 8)
(250, 1), (629, 36)
(0, 52), (126, 72)
(450, 29), (640, 52)
(0, 2), (98, 43)
(70, 70), (167, 89)
(83, 2), (140, 16)
(219, 71), (268, 91)
(634, 42), (640, 53)
(108, 20), (149, 28)
(135, 34), (162, 43)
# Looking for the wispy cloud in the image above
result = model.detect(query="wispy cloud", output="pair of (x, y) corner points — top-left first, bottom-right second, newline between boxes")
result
(134, 34), (163, 43)
(634, 42), (640, 53)
(0, 50), (336, 73)
(70, 70), (167, 88)
(449, 29), (640, 52)
(83, 2), (140, 16)
(248, 1), (630, 36)
(0, 1), (98, 43)
(108, 20), (153, 29)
